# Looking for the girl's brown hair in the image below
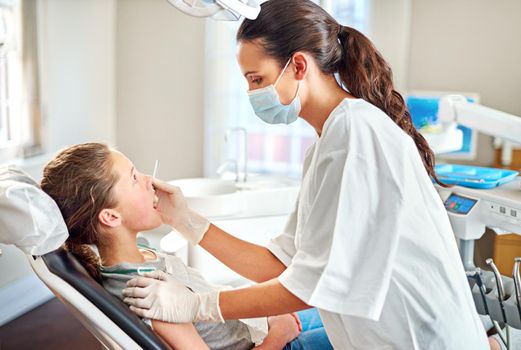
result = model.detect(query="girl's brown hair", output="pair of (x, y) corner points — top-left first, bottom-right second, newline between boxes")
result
(40, 143), (119, 282)
(237, 0), (443, 185)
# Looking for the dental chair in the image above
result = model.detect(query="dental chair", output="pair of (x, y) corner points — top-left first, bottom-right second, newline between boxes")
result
(0, 166), (170, 350)
(27, 248), (170, 350)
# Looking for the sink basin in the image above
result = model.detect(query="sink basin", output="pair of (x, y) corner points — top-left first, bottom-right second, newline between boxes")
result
(169, 176), (300, 219)
(169, 178), (241, 218)
(172, 178), (237, 196)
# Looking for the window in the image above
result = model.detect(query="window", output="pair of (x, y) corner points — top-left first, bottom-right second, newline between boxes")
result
(0, 3), (21, 159)
(203, 0), (368, 178)
(0, 0), (40, 163)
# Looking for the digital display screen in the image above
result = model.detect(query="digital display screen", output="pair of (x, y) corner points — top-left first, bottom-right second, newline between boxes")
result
(444, 194), (478, 214)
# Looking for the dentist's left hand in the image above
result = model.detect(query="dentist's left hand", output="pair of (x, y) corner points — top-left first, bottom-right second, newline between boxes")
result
(152, 179), (210, 245)
(122, 270), (224, 324)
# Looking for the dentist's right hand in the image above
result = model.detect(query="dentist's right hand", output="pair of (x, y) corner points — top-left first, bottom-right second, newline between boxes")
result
(123, 270), (224, 323)
(152, 179), (210, 245)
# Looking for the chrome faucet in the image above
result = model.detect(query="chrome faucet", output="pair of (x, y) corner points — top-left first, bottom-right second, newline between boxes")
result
(224, 127), (248, 183)
(216, 159), (239, 182)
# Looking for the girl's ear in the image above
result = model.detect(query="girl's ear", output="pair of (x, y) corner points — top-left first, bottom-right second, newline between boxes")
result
(98, 209), (122, 228)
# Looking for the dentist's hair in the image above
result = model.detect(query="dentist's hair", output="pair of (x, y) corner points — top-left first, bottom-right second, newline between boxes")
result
(41, 143), (119, 283)
(237, 0), (443, 185)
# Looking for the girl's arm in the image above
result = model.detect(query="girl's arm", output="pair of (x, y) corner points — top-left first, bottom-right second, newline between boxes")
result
(152, 317), (299, 350)
(151, 320), (209, 350)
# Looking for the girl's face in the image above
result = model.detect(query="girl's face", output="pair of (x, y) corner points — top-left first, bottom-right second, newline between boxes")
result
(110, 150), (162, 232)
(237, 40), (299, 105)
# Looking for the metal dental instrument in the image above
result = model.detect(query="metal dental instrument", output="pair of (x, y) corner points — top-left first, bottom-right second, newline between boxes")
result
(487, 258), (508, 323)
(152, 160), (160, 207)
(487, 258), (511, 349)
(467, 269), (507, 346)
(153, 160), (160, 179)
(513, 257), (521, 324)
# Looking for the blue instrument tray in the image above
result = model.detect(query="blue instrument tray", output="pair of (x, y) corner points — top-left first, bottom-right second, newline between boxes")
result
(434, 164), (519, 189)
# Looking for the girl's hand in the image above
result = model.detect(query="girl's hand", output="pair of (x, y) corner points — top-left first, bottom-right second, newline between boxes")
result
(258, 314), (301, 349)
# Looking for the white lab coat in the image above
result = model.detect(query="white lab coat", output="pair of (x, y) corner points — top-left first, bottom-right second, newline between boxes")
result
(268, 98), (489, 349)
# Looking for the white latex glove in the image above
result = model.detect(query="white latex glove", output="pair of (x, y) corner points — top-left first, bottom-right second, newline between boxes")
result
(153, 179), (210, 245)
(122, 270), (224, 324)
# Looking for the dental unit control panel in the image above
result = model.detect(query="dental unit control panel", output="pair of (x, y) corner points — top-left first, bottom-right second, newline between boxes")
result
(438, 179), (521, 242)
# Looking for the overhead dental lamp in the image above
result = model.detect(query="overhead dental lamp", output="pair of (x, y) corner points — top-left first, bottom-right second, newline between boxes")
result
(166, 0), (263, 21)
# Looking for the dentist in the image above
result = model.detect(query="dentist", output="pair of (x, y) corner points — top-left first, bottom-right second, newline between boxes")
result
(123, 0), (489, 348)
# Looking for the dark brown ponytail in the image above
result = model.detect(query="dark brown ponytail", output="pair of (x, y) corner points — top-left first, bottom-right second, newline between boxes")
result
(41, 143), (119, 283)
(336, 25), (443, 185)
(237, 0), (444, 185)
(65, 242), (103, 283)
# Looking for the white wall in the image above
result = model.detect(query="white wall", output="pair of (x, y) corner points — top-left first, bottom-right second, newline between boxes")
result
(39, 0), (116, 154)
(116, 0), (205, 181)
(0, 0), (116, 322)
(408, 0), (521, 165)
(367, 0), (412, 94)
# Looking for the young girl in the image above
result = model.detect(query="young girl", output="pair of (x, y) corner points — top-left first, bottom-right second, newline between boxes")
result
(40, 142), (333, 350)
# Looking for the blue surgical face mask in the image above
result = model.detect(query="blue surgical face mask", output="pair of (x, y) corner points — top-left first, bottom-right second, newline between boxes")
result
(247, 58), (301, 125)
